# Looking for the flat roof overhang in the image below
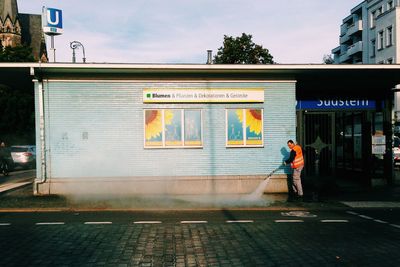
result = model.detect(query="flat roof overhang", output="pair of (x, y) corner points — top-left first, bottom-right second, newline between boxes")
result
(0, 63), (400, 98)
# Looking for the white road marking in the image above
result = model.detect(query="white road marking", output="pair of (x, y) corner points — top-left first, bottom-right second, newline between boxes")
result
(373, 219), (388, 224)
(84, 222), (112, 225)
(0, 223), (11, 226)
(133, 221), (162, 224)
(226, 220), (254, 223)
(321, 220), (349, 223)
(348, 211), (396, 227)
(180, 221), (208, 224)
(275, 220), (304, 223)
(36, 222), (65, 225)
(358, 215), (374, 220)
(281, 211), (317, 218)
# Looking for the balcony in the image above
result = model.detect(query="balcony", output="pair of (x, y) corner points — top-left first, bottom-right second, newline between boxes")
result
(339, 53), (350, 63)
(339, 19), (363, 45)
(340, 34), (351, 44)
(347, 41), (363, 56)
(347, 20), (363, 36)
(332, 46), (341, 54)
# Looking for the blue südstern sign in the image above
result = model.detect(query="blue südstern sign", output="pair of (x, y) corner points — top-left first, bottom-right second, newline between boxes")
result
(296, 100), (376, 110)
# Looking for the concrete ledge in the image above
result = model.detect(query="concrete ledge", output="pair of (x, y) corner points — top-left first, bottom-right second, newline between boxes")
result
(36, 175), (289, 195)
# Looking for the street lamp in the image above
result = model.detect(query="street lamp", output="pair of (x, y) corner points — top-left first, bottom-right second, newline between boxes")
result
(70, 41), (86, 63)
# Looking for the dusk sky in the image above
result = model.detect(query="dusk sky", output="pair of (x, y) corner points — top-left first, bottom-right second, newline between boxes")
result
(18, 0), (362, 64)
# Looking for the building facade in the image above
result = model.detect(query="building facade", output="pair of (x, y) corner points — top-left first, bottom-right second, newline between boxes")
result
(18, 63), (397, 197)
(332, 0), (400, 64)
(0, 0), (47, 61)
(33, 64), (297, 196)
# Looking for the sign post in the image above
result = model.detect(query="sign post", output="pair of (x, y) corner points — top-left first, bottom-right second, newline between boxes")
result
(42, 7), (63, 62)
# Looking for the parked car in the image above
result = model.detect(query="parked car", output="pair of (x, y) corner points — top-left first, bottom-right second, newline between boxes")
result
(10, 145), (36, 169)
(394, 147), (400, 168)
(394, 137), (400, 168)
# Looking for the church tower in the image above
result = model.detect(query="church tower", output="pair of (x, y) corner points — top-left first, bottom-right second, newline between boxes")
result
(0, 0), (21, 48)
(0, 0), (47, 61)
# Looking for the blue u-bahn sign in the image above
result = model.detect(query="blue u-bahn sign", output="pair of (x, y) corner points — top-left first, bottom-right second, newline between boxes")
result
(42, 7), (63, 35)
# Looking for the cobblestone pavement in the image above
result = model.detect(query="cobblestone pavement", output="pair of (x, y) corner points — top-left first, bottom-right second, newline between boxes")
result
(0, 210), (399, 266)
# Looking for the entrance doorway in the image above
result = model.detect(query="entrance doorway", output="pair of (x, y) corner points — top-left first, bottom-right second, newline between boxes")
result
(300, 110), (386, 188)
(302, 113), (334, 178)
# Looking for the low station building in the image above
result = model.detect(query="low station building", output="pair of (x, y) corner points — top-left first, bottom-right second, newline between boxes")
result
(1, 63), (399, 196)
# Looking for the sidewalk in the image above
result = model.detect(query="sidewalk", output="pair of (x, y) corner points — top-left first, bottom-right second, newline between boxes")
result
(0, 180), (399, 211)
(326, 183), (400, 208)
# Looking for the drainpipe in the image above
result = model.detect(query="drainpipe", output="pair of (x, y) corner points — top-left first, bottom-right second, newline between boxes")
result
(34, 72), (47, 195)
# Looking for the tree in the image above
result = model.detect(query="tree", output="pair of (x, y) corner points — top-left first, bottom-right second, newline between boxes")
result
(323, 54), (334, 64)
(0, 45), (35, 62)
(0, 84), (35, 144)
(0, 45), (36, 144)
(214, 33), (274, 64)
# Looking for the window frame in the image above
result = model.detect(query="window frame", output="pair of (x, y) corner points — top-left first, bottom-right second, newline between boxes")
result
(371, 39), (376, 57)
(370, 10), (377, 28)
(378, 30), (384, 50)
(387, 1), (394, 10)
(386, 25), (393, 47)
(225, 108), (264, 148)
(143, 109), (203, 149)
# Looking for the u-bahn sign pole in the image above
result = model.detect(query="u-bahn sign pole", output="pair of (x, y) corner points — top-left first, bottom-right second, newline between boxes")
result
(42, 7), (63, 63)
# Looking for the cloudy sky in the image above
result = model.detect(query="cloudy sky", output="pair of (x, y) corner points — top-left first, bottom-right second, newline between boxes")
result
(18, 0), (362, 64)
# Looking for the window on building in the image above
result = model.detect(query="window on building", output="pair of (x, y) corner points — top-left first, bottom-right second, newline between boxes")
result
(370, 11), (376, 28)
(226, 109), (263, 147)
(388, 1), (394, 10)
(387, 26), (393, 46)
(144, 109), (203, 148)
(387, 58), (394, 64)
(377, 6), (383, 15)
(371, 7), (383, 28)
(378, 30), (384, 50)
(371, 39), (376, 57)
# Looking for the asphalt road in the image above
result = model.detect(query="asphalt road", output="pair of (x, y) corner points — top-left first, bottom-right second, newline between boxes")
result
(0, 209), (399, 266)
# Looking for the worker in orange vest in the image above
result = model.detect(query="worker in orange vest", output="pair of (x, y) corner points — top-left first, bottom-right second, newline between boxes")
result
(284, 140), (304, 200)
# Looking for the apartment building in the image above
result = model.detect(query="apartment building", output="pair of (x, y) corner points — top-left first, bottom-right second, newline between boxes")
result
(332, 0), (399, 64)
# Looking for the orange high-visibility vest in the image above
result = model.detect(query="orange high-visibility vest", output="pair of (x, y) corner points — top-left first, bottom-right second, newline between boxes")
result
(291, 145), (304, 169)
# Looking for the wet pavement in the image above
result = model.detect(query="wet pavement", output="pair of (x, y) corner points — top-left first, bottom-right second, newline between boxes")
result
(0, 169), (399, 211)
(0, 182), (399, 211)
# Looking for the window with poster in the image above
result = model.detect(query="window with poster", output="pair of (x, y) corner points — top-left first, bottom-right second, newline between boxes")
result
(144, 109), (202, 148)
(226, 109), (263, 147)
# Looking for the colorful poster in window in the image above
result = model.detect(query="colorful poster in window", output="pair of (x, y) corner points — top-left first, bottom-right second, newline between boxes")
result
(184, 110), (202, 146)
(226, 109), (263, 147)
(245, 109), (263, 145)
(165, 109), (183, 146)
(227, 109), (244, 145)
(144, 110), (163, 147)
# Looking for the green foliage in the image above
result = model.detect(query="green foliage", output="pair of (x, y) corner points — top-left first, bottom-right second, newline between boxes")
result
(214, 33), (274, 64)
(0, 45), (36, 144)
(0, 45), (35, 62)
(0, 84), (35, 144)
